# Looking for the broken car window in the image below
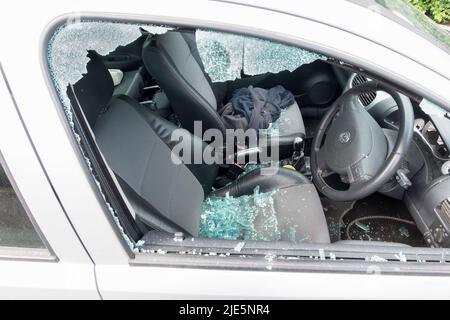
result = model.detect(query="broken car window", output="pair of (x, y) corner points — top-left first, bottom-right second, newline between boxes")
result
(0, 158), (46, 249)
(196, 30), (326, 81)
(45, 19), (450, 266)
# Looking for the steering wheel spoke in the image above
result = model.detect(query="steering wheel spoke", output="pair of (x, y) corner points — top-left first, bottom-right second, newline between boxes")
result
(315, 147), (330, 172)
(347, 179), (369, 194)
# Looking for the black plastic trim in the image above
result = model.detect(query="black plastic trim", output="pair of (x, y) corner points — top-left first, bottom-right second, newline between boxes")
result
(67, 85), (143, 242)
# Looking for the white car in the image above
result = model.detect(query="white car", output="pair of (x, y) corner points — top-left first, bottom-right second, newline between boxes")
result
(0, 0), (450, 300)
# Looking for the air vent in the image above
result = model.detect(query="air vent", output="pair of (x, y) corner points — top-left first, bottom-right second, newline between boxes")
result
(438, 198), (450, 226)
(352, 74), (377, 107)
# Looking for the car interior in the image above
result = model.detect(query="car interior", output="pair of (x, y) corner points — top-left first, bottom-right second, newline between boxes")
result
(65, 27), (450, 251)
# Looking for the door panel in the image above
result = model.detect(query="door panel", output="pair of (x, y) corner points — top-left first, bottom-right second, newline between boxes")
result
(0, 66), (99, 299)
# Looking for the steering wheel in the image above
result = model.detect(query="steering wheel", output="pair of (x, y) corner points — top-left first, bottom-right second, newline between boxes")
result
(310, 81), (414, 201)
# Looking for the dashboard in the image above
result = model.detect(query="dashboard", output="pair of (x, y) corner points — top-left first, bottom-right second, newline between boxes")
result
(346, 73), (450, 247)
(414, 118), (450, 175)
(346, 73), (450, 177)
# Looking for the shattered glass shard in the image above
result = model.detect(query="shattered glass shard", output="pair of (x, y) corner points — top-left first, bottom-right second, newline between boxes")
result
(234, 241), (245, 252)
(197, 31), (244, 82)
(399, 226), (410, 238)
(288, 226), (297, 243)
(243, 162), (279, 174)
(265, 253), (276, 262)
(49, 21), (169, 114)
(200, 186), (281, 241)
(368, 255), (388, 262)
(355, 221), (370, 232)
(395, 252), (407, 262)
(243, 37), (326, 76)
(135, 240), (145, 247)
(319, 248), (326, 260)
(196, 30), (326, 82)
(243, 163), (265, 173)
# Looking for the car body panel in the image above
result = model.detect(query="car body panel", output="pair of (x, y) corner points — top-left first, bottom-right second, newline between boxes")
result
(96, 264), (450, 299)
(0, 65), (99, 299)
(0, 260), (99, 299)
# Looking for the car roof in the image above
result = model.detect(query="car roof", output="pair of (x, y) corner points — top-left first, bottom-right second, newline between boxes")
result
(0, 0), (448, 79)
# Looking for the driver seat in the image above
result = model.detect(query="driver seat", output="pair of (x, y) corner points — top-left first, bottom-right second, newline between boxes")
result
(70, 53), (331, 243)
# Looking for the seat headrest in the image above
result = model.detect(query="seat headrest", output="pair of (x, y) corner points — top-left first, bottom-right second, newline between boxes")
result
(67, 50), (114, 127)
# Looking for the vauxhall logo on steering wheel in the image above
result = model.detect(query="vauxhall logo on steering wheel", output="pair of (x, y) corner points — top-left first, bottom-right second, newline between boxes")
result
(338, 131), (351, 144)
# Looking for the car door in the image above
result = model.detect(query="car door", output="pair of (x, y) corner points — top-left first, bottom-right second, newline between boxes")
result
(8, 0), (447, 299)
(0, 65), (99, 299)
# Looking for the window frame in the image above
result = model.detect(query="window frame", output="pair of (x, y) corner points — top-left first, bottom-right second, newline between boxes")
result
(41, 12), (450, 276)
(0, 66), (57, 260)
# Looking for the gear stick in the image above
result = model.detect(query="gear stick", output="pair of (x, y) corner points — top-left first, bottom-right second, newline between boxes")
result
(292, 136), (305, 171)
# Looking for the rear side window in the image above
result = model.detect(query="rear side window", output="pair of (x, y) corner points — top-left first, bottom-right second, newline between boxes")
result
(0, 158), (45, 248)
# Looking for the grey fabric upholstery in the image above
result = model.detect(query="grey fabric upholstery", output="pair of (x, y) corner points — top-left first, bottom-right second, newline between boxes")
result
(142, 31), (306, 145)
